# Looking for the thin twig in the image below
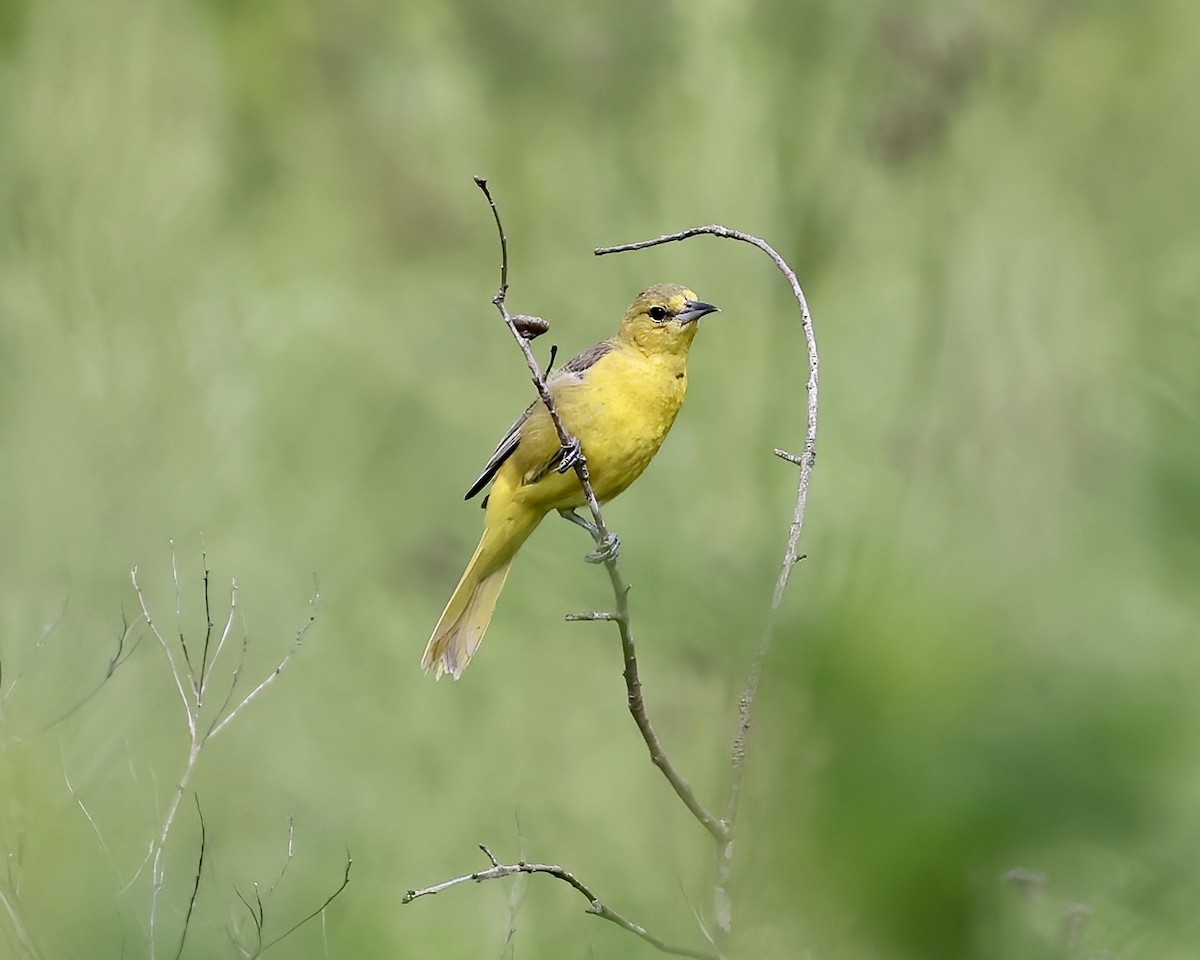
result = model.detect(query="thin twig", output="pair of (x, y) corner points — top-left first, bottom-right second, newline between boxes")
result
(404, 849), (716, 960)
(227, 820), (350, 958)
(202, 578), (240, 706)
(500, 820), (529, 959)
(0, 593), (69, 717)
(42, 615), (141, 730)
(610, 574), (727, 842)
(0, 886), (42, 960)
(598, 224), (819, 955)
(150, 845), (166, 960)
(197, 549), (214, 706)
(173, 796), (206, 960)
(234, 883), (265, 957)
(256, 851), (352, 956)
(207, 585), (318, 740)
(268, 818), (296, 895)
(63, 760), (119, 877)
(473, 176), (611, 548)
(123, 552), (322, 960)
(170, 539), (196, 686)
(208, 635), (250, 735)
(132, 566), (196, 741)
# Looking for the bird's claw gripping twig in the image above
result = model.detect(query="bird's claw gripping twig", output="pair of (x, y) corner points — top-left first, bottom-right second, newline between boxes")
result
(555, 436), (583, 474)
(585, 532), (620, 565)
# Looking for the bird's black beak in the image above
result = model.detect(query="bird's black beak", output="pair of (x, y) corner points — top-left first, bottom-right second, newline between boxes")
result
(677, 300), (720, 325)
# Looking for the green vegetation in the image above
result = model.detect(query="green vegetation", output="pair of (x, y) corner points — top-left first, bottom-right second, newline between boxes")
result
(2, 1), (1198, 957)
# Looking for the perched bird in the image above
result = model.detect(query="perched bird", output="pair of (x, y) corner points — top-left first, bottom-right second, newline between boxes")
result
(423, 283), (720, 679)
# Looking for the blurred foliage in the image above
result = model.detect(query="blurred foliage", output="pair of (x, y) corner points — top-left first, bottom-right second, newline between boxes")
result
(1, 0), (1199, 957)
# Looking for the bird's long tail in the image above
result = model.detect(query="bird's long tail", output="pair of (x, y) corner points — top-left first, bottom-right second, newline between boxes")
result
(422, 496), (542, 679)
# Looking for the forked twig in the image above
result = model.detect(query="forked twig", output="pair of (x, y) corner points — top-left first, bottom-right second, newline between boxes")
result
(42, 615), (141, 730)
(226, 822), (351, 958)
(117, 555), (319, 959)
(208, 585), (318, 740)
(404, 846), (716, 960)
(253, 851), (352, 957)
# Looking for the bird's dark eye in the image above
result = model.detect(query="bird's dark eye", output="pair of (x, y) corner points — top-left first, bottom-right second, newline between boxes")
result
(649, 306), (668, 322)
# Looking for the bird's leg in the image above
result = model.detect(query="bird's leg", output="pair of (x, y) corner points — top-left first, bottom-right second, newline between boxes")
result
(557, 508), (598, 537)
(555, 436), (583, 474)
(557, 509), (621, 565)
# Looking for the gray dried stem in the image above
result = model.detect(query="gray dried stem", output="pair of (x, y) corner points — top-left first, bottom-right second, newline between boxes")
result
(404, 846), (716, 960)
(79, 549), (321, 960)
(597, 225), (819, 955)
(0, 886), (42, 960)
(0, 595), (69, 722)
(232, 847), (353, 959)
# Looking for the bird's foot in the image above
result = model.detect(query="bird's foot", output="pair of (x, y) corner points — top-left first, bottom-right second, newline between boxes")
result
(556, 436), (584, 474)
(585, 532), (621, 565)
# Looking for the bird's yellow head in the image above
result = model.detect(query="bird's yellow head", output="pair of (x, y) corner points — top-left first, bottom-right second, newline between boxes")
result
(617, 283), (720, 357)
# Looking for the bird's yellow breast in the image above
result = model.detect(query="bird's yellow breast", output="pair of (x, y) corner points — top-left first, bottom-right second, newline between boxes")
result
(503, 340), (690, 511)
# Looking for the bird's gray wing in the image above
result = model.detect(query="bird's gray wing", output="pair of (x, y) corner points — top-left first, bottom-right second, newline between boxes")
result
(463, 338), (616, 501)
(464, 408), (529, 501)
(557, 339), (614, 378)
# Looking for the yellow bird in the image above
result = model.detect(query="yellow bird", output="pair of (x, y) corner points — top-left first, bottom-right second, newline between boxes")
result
(423, 283), (720, 679)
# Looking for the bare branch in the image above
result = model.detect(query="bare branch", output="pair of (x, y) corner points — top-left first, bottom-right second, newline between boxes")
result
(597, 223), (820, 955)
(0, 885), (42, 960)
(42, 614), (141, 731)
(0, 593), (70, 717)
(207, 584), (319, 741)
(268, 818), (296, 895)
(150, 846), (166, 959)
(198, 549), (215, 704)
(173, 796), (206, 960)
(133, 565), (196, 741)
(119, 551), (321, 960)
(256, 851), (352, 956)
(200, 577), (240, 708)
(596, 224), (818, 609)
(229, 830), (351, 959)
(63, 758), (120, 877)
(597, 575), (727, 842)
(564, 611), (621, 622)
(473, 176), (612, 551)
(404, 848), (715, 960)
(170, 539), (197, 688)
(233, 883), (265, 957)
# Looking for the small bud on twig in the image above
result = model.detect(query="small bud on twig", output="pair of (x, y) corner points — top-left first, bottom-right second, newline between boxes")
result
(512, 314), (550, 340)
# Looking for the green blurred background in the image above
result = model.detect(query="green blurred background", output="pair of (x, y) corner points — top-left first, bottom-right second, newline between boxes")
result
(2, 0), (1199, 957)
